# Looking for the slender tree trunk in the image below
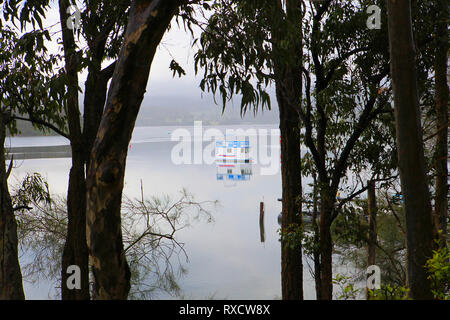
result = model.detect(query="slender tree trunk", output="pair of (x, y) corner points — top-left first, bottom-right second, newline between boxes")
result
(318, 187), (333, 300)
(83, 64), (116, 167)
(271, 0), (304, 301)
(62, 154), (88, 300)
(386, 0), (434, 300)
(58, 0), (89, 300)
(367, 181), (377, 266)
(59, 1), (120, 299)
(86, 0), (181, 300)
(433, 0), (448, 243)
(312, 174), (321, 300)
(0, 112), (25, 300)
(367, 180), (377, 299)
(277, 81), (303, 300)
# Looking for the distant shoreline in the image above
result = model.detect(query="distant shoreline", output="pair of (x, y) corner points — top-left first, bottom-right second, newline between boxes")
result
(9, 122), (279, 138)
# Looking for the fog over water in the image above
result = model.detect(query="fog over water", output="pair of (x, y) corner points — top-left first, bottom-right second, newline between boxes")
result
(10, 124), (364, 300)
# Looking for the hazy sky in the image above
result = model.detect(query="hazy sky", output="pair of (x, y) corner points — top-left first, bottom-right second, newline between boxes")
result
(26, 1), (278, 122)
(37, 3), (209, 97)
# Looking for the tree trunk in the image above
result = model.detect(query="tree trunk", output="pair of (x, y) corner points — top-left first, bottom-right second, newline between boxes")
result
(312, 174), (321, 300)
(277, 81), (303, 300)
(386, 0), (434, 300)
(271, 0), (304, 301)
(367, 180), (377, 266)
(0, 112), (25, 300)
(367, 180), (377, 299)
(83, 71), (106, 165)
(83, 64), (116, 168)
(318, 187), (333, 300)
(433, 0), (448, 243)
(62, 156), (89, 300)
(86, 0), (181, 300)
(58, 0), (90, 300)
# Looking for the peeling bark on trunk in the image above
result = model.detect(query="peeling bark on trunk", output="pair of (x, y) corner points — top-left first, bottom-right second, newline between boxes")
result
(433, 0), (448, 243)
(86, 0), (181, 300)
(0, 113), (25, 300)
(83, 65), (115, 168)
(386, 0), (434, 300)
(58, 0), (120, 299)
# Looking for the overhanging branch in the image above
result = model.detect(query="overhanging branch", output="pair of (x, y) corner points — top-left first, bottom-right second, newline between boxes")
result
(11, 115), (70, 140)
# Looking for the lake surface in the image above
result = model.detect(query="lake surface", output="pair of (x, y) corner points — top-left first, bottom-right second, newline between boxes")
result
(8, 124), (357, 300)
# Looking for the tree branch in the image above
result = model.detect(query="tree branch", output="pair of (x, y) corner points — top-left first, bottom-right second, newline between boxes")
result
(11, 115), (70, 140)
(324, 47), (370, 86)
(6, 154), (13, 179)
(333, 174), (399, 221)
(423, 121), (450, 142)
(100, 61), (117, 81)
(330, 94), (384, 191)
(300, 67), (327, 180)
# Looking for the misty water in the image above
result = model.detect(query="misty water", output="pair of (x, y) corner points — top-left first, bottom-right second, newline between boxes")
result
(8, 124), (359, 300)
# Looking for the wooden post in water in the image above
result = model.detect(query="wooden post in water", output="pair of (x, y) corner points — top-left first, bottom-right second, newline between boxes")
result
(259, 201), (265, 243)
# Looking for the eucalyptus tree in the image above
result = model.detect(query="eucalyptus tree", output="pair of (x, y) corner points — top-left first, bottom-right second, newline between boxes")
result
(2, 0), (130, 299)
(277, 0), (438, 300)
(193, 0), (305, 300)
(57, 0), (130, 300)
(2, 0), (211, 300)
(386, 0), (434, 300)
(268, 1), (392, 299)
(195, 0), (398, 299)
(0, 25), (62, 299)
(407, 0), (448, 244)
(85, 0), (210, 299)
(293, 0), (397, 299)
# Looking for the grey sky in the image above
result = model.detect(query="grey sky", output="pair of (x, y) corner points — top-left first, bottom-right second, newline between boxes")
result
(30, 2), (278, 124)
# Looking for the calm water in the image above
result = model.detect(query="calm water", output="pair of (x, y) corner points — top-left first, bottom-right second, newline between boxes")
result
(7, 124), (341, 300)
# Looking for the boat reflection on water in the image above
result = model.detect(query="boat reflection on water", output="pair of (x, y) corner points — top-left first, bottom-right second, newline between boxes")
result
(215, 138), (252, 186)
(216, 161), (252, 183)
